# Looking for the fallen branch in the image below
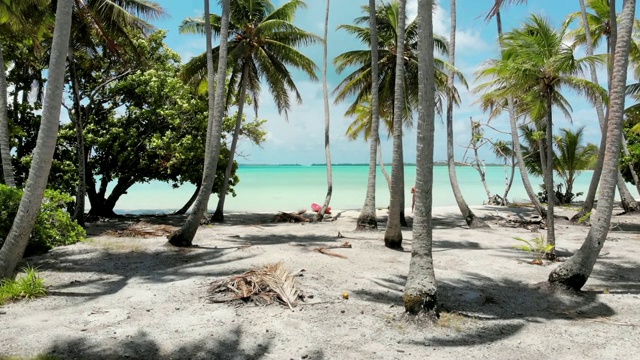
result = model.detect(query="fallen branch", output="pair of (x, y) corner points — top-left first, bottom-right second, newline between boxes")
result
(314, 241), (352, 259)
(273, 210), (310, 223)
(102, 221), (178, 238)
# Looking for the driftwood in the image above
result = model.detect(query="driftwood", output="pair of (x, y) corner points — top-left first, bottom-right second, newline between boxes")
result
(493, 213), (545, 230)
(101, 221), (178, 238)
(207, 262), (302, 310)
(314, 241), (352, 259)
(273, 210), (310, 223)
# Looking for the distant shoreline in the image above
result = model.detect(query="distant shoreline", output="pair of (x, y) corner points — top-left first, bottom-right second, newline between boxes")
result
(238, 162), (511, 167)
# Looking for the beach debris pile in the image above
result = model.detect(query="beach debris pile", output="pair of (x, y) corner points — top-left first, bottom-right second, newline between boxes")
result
(273, 209), (311, 223)
(101, 221), (178, 238)
(207, 262), (303, 310)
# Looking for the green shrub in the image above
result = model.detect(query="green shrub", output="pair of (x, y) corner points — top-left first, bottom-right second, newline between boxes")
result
(0, 266), (47, 305)
(0, 184), (85, 257)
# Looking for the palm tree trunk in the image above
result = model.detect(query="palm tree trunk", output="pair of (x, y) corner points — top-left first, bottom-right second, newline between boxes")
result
(356, 0), (381, 230)
(317, 0), (333, 222)
(620, 134), (640, 195)
(0, 43), (16, 187)
(617, 172), (639, 211)
(549, 0), (635, 290)
(68, 51), (86, 227)
(212, 66), (249, 222)
(0, 0), (73, 279)
(404, 0), (437, 316)
(494, 7), (546, 217)
(174, 183), (201, 215)
(544, 97), (556, 260)
(502, 152), (516, 204)
(573, 0), (608, 222)
(378, 138), (391, 192)
(446, 0), (488, 228)
(168, 0), (231, 247)
(384, 0), (407, 249)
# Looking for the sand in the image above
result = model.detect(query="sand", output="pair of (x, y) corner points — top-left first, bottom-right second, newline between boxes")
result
(1, 205), (639, 359)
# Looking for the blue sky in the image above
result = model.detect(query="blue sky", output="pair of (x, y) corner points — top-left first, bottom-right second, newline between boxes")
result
(150, 0), (620, 165)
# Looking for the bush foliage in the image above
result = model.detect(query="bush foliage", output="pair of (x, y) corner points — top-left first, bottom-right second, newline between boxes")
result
(0, 185), (85, 257)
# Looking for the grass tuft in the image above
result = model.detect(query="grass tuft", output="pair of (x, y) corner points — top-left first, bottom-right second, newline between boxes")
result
(0, 265), (47, 305)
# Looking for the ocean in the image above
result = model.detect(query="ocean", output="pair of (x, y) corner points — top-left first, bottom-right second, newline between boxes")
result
(111, 165), (594, 214)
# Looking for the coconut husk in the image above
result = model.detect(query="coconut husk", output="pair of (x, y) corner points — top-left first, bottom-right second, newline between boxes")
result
(207, 262), (302, 310)
(102, 221), (178, 238)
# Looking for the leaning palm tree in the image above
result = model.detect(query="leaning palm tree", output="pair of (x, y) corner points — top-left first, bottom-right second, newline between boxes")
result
(404, 0), (437, 316)
(168, 0), (231, 247)
(476, 14), (606, 259)
(482, 0), (547, 218)
(0, 0), (74, 279)
(179, 0), (319, 222)
(316, 0), (332, 221)
(446, 0), (489, 228)
(355, 0), (381, 231)
(566, 0), (640, 213)
(549, 0), (636, 290)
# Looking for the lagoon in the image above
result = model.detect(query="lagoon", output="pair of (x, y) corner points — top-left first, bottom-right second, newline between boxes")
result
(110, 165), (594, 214)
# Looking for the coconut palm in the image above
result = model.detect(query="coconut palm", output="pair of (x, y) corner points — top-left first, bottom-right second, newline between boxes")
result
(316, 0), (332, 221)
(482, 0), (547, 218)
(404, 0), (437, 316)
(179, 0), (319, 222)
(355, 0), (381, 231)
(0, 0), (74, 279)
(549, 0), (636, 290)
(168, 0), (231, 247)
(446, 0), (489, 228)
(476, 14), (607, 259)
(554, 127), (598, 203)
(566, 0), (640, 213)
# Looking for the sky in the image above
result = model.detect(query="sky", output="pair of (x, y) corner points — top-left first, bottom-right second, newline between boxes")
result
(149, 0), (624, 165)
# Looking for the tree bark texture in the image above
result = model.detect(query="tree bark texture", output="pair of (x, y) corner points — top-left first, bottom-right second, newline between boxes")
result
(0, 43), (16, 187)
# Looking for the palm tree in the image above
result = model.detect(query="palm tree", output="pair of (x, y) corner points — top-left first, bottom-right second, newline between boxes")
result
(482, 0), (547, 218)
(355, 0), (381, 231)
(384, 0), (407, 249)
(179, 0), (319, 222)
(168, 0), (231, 247)
(404, 0), (437, 316)
(66, 0), (166, 226)
(549, 0), (636, 290)
(317, 0), (332, 221)
(476, 14), (606, 259)
(567, 0), (640, 214)
(446, 0), (489, 228)
(553, 127), (598, 203)
(0, 0), (74, 279)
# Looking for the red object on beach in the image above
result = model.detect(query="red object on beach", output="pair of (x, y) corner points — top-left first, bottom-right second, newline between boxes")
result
(311, 203), (331, 214)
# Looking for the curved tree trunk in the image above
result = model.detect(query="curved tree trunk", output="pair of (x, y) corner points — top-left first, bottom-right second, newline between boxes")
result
(502, 152), (516, 203)
(549, 0), (635, 290)
(0, 0), (73, 279)
(446, 0), (488, 228)
(0, 43), (16, 187)
(617, 172), (639, 212)
(404, 0), (437, 316)
(168, 0), (230, 247)
(316, 0), (333, 222)
(384, 0), (407, 249)
(378, 139), (391, 192)
(68, 51), (86, 227)
(212, 66), (249, 222)
(621, 134), (640, 195)
(87, 177), (135, 218)
(573, 0), (609, 222)
(356, 0), (381, 231)
(174, 183), (201, 215)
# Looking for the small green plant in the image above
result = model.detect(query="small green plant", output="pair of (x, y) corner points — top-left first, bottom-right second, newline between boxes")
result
(0, 265), (47, 304)
(577, 211), (591, 224)
(513, 235), (554, 265)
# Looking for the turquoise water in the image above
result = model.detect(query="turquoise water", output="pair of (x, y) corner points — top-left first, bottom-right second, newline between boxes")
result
(111, 165), (594, 213)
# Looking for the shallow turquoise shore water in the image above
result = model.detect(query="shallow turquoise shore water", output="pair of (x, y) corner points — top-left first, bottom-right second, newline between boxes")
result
(110, 165), (594, 214)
